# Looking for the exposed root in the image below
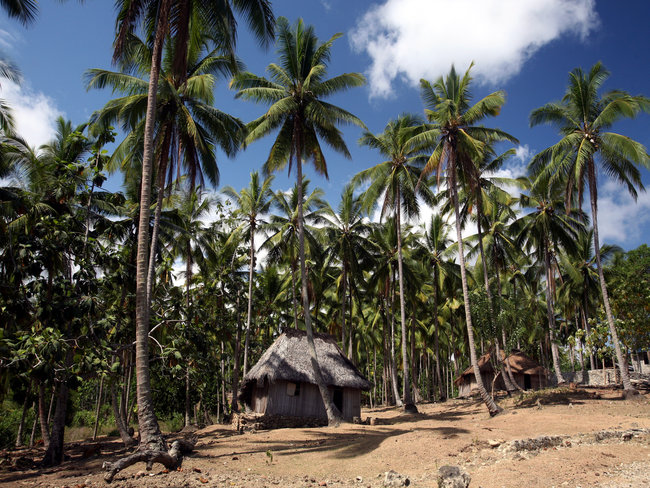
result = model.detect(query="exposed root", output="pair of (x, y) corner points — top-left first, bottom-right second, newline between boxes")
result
(102, 437), (195, 483)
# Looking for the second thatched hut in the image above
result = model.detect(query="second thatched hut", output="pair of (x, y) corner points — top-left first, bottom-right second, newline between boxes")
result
(239, 328), (371, 420)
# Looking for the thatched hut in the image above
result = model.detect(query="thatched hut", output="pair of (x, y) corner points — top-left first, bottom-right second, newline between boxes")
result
(501, 351), (548, 390)
(239, 329), (372, 420)
(454, 350), (547, 397)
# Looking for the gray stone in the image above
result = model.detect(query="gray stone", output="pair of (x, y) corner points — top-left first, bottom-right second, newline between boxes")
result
(437, 465), (471, 488)
(383, 470), (410, 487)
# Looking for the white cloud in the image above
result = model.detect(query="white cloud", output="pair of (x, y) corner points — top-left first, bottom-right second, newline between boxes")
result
(2, 80), (62, 147)
(593, 177), (650, 246)
(350, 0), (598, 98)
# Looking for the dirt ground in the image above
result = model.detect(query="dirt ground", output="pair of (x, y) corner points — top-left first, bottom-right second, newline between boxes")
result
(2, 388), (649, 488)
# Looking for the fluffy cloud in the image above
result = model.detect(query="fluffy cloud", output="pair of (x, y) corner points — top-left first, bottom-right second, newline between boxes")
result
(592, 177), (650, 247)
(350, 0), (598, 98)
(2, 79), (62, 148)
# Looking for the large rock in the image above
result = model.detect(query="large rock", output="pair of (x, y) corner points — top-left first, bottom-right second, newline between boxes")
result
(437, 465), (471, 488)
(383, 470), (410, 487)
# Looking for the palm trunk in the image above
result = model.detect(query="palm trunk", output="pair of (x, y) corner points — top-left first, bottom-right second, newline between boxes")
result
(581, 300), (596, 370)
(295, 156), (341, 424)
(290, 261), (299, 329)
(243, 222), (256, 377)
(433, 267), (444, 400)
(184, 367), (191, 427)
(133, 0), (171, 453)
(341, 264), (347, 349)
(395, 187), (416, 412)
(111, 384), (137, 447)
(388, 279), (403, 407)
(15, 392), (29, 448)
(450, 162), (500, 416)
(92, 376), (104, 440)
(37, 381), (50, 448)
(42, 376), (70, 466)
(544, 239), (565, 384)
(231, 287), (242, 412)
(145, 130), (171, 305)
(587, 163), (635, 393)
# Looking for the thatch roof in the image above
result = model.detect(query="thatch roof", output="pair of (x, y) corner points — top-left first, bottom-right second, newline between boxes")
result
(241, 328), (372, 395)
(454, 351), (502, 385)
(503, 351), (546, 375)
(454, 350), (545, 385)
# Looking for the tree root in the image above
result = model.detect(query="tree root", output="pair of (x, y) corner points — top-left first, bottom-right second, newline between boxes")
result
(102, 437), (196, 483)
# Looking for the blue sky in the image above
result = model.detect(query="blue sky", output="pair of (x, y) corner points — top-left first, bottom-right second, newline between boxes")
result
(3, 0), (650, 250)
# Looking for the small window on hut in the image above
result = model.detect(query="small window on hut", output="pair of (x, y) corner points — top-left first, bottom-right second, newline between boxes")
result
(286, 382), (300, 396)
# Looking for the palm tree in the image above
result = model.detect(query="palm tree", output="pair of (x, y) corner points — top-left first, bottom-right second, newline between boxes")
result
(514, 176), (583, 384)
(223, 171), (275, 389)
(231, 17), (365, 424)
(529, 62), (650, 393)
(414, 213), (454, 400)
(0, 0), (37, 25)
(323, 184), (372, 357)
(264, 180), (328, 329)
(107, 0), (274, 458)
(355, 114), (434, 412)
(416, 65), (517, 415)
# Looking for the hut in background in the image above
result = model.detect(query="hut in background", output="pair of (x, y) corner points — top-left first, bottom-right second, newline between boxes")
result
(239, 329), (372, 420)
(454, 350), (547, 397)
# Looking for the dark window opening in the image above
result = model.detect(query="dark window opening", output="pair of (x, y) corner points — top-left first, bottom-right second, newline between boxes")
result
(333, 388), (343, 413)
(524, 374), (532, 390)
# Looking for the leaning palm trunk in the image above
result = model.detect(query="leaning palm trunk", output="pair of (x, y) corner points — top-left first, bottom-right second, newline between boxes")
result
(243, 223), (256, 377)
(395, 189), (416, 412)
(296, 159), (342, 424)
(450, 165), (500, 416)
(588, 166), (635, 393)
(544, 241), (565, 384)
(133, 0), (171, 453)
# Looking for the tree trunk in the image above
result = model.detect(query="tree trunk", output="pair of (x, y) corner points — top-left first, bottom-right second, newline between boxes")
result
(231, 288), (242, 412)
(582, 298), (596, 370)
(145, 132), (170, 305)
(184, 367), (191, 427)
(243, 222), (256, 377)
(341, 263), (347, 349)
(433, 268), (444, 400)
(587, 163), (635, 394)
(42, 380), (69, 467)
(37, 381), (50, 448)
(395, 189), (416, 412)
(29, 402), (37, 448)
(290, 261), (299, 329)
(543, 240), (565, 385)
(388, 280), (403, 407)
(15, 392), (29, 448)
(450, 161), (500, 416)
(111, 384), (137, 448)
(133, 0), (171, 453)
(296, 158), (342, 425)
(93, 376), (104, 441)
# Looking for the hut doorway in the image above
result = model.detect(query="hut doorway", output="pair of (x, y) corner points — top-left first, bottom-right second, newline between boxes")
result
(333, 388), (343, 413)
(524, 374), (532, 390)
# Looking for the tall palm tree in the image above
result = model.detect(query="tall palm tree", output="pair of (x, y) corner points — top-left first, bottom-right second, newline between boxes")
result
(514, 176), (583, 384)
(529, 62), (650, 393)
(108, 0), (274, 457)
(414, 213), (454, 400)
(231, 17), (365, 424)
(323, 184), (372, 357)
(223, 171), (275, 388)
(415, 65), (517, 416)
(264, 180), (328, 329)
(355, 114), (435, 412)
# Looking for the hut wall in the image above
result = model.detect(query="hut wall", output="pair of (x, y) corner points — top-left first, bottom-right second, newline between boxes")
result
(250, 380), (269, 413)
(342, 388), (361, 419)
(256, 380), (362, 419)
(265, 381), (327, 418)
